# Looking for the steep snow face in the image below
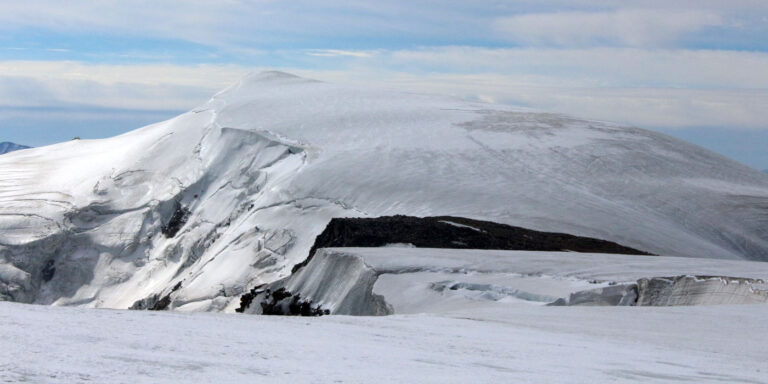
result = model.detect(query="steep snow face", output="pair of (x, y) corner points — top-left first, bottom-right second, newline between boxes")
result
(0, 104), (338, 310)
(0, 142), (30, 155)
(1, 71), (767, 311)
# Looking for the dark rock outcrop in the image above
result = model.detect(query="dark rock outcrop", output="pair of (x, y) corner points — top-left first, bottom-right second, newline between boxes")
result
(292, 215), (652, 273)
(236, 284), (266, 313)
(257, 287), (329, 316)
(41, 260), (56, 282)
(161, 201), (190, 238)
(130, 281), (183, 311)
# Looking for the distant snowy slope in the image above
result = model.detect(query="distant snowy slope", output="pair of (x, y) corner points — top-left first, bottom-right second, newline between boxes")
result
(0, 141), (30, 155)
(0, 71), (767, 311)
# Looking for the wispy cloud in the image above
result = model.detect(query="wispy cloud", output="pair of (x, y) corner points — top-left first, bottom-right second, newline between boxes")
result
(1, 56), (765, 131)
(299, 69), (768, 130)
(494, 10), (723, 47)
(0, 1), (766, 154)
(377, 47), (768, 89)
(0, 61), (250, 110)
(2, 1), (760, 54)
(305, 49), (376, 58)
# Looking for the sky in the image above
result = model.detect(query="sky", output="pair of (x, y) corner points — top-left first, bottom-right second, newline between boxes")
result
(0, 1), (767, 170)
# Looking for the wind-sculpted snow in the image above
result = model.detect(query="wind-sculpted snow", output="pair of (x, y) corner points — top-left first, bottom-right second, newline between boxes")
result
(4, 301), (768, 383)
(1, 71), (767, 311)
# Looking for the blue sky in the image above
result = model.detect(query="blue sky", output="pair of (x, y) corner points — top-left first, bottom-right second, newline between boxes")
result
(1, 1), (767, 170)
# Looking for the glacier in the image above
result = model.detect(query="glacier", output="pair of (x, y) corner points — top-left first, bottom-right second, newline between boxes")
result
(239, 248), (768, 316)
(0, 71), (767, 312)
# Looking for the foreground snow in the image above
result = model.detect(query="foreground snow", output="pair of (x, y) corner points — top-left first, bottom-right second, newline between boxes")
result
(4, 248), (767, 382)
(1, 301), (766, 383)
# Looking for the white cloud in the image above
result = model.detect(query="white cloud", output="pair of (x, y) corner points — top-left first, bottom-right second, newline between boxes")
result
(301, 69), (768, 130)
(0, 1), (764, 56)
(0, 61), (251, 110)
(2, 41), (768, 131)
(305, 49), (376, 58)
(379, 47), (768, 89)
(284, 45), (768, 130)
(494, 10), (723, 47)
(0, 1), (495, 51)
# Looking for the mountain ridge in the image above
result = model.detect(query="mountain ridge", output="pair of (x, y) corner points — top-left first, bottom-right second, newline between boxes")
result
(0, 141), (30, 155)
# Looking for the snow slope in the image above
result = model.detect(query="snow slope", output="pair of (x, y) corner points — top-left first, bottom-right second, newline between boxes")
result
(0, 142), (30, 155)
(1, 300), (767, 383)
(1, 71), (767, 311)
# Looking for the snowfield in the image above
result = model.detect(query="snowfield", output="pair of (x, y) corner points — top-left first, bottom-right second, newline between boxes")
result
(1, 300), (767, 383)
(3, 249), (768, 382)
(1, 71), (767, 311)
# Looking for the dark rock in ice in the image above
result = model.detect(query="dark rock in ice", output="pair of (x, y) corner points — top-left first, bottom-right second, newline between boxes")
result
(292, 215), (653, 273)
(236, 284), (266, 313)
(258, 287), (329, 317)
(161, 201), (190, 238)
(41, 260), (56, 282)
(130, 281), (183, 311)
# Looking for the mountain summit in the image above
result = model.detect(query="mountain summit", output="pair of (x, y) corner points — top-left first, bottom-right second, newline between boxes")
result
(0, 72), (766, 311)
(0, 142), (30, 155)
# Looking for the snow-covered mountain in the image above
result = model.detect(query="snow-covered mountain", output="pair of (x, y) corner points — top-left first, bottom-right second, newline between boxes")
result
(0, 141), (30, 155)
(1, 71), (767, 312)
